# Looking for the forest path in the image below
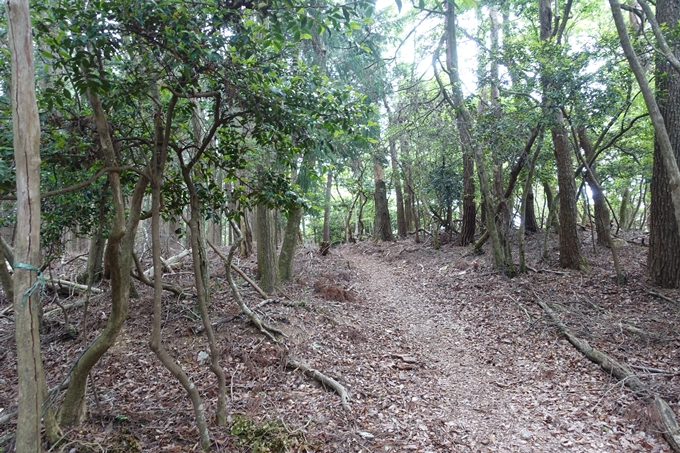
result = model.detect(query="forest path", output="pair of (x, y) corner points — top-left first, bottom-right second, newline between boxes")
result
(327, 241), (667, 453)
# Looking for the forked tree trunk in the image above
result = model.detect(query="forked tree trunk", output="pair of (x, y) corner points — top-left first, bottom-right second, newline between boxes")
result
(148, 91), (211, 448)
(59, 88), (149, 427)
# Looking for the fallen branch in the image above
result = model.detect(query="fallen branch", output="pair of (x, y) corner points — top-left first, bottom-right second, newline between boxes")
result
(132, 252), (185, 297)
(648, 290), (680, 306)
(44, 277), (103, 295)
(537, 297), (680, 452)
(143, 248), (192, 278)
(287, 358), (350, 411)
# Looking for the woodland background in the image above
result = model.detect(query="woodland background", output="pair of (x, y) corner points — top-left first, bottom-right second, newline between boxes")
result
(1, 0), (680, 451)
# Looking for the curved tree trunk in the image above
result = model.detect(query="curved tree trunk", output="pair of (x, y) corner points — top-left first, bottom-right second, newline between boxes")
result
(149, 99), (211, 447)
(59, 90), (150, 426)
(460, 150), (476, 245)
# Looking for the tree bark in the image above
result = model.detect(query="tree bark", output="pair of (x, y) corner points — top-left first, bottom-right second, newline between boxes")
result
(443, 0), (503, 267)
(611, 0), (680, 272)
(385, 99), (407, 238)
(373, 158), (394, 241)
(279, 206), (303, 281)
(149, 92), (212, 448)
(58, 88), (149, 427)
(540, 0), (583, 270)
(648, 0), (680, 288)
(256, 204), (278, 292)
(8, 0), (54, 448)
(578, 126), (611, 247)
(322, 171), (333, 247)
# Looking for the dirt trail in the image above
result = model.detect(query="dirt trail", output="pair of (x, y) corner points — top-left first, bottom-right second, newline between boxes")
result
(327, 242), (671, 452)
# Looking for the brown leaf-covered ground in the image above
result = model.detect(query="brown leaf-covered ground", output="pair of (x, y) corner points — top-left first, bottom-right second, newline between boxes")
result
(1, 230), (679, 452)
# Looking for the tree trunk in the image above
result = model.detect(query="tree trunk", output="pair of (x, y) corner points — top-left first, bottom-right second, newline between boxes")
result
(460, 150), (476, 245)
(525, 186), (539, 233)
(256, 204), (278, 292)
(322, 171), (333, 245)
(385, 100), (407, 238)
(540, 0), (583, 270)
(444, 0), (503, 267)
(58, 88), (150, 427)
(8, 1), (55, 448)
(279, 207), (303, 282)
(373, 158), (394, 241)
(149, 92), (212, 448)
(578, 126), (611, 247)
(611, 0), (680, 277)
(648, 0), (680, 287)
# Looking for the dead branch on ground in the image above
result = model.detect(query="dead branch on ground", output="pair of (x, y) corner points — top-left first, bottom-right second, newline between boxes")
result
(287, 358), (350, 411)
(537, 297), (680, 452)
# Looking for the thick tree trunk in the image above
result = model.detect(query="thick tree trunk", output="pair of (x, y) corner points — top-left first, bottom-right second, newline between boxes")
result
(611, 0), (680, 273)
(256, 205), (278, 292)
(525, 187), (539, 233)
(649, 0), (680, 287)
(373, 159), (394, 241)
(8, 1), (56, 448)
(551, 123), (583, 268)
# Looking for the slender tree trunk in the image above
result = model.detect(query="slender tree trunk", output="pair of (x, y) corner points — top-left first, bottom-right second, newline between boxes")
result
(385, 99), (407, 237)
(322, 171), (332, 245)
(444, 1), (503, 267)
(8, 1), (56, 447)
(149, 107), (211, 447)
(539, 0), (583, 270)
(373, 158), (394, 241)
(578, 126), (611, 247)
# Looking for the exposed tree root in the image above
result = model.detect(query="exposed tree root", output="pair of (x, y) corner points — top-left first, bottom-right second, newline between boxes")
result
(286, 358), (350, 411)
(213, 226), (285, 343)
(211, 225), (352, 410)
(208, 239), (269, 300)
(537, 298), (680, 452)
